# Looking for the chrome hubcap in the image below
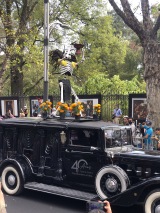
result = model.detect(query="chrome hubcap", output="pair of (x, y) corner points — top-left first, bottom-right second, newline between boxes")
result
(8, 175), (16, 186)
(105, 178), (118, 192)
(155, 205), (160, 213)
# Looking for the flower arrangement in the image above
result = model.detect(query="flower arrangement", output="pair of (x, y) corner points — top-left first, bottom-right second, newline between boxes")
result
(56, 102), (69, 115)
(93, 104), (101, 116)
(39, 101), (52, 112)
(70, 102), (83, 116)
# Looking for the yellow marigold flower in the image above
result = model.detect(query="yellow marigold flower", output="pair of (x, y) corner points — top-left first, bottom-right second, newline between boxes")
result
(72, 103), (77, 107)
(71, 62), (77, 69)
(61, 60), (67, 66)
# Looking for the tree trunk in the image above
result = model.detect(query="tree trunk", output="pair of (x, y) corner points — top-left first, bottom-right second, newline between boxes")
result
(10, 54), (24, 96)
(143, 40), (160, 127)
(11, 70), (23, 96)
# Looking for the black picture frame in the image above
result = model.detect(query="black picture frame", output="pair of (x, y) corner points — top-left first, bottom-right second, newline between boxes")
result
(129, 94), (147, 123)
(72, 94), (101, 118)
(0, 96), (19, 117)
(29, 96), (53, 117)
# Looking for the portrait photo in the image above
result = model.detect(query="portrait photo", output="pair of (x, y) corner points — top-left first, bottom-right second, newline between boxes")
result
(72, 94), (101, 118)
(29, 96), (53, 117)
(129, 94), (147, 122)
(0, 97), (19, 117)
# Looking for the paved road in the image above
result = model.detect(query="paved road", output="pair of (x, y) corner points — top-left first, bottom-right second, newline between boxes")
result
(5, 189), (86, 213)
(4, 189), (143, 213)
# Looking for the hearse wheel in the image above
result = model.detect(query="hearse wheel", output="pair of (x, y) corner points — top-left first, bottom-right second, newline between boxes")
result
(95, 166), (129, 199)
(144, 190), (160, 213)
(1, 165), (23, 195)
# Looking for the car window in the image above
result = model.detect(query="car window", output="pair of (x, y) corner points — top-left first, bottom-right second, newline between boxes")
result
(105, 127), (132, 148)
(69, 129), (98, 147)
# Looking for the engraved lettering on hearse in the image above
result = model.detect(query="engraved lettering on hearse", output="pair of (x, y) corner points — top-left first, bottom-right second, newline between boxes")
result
(71, 159), (91, 173)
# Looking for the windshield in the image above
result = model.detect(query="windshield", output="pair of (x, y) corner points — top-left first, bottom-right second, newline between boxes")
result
(104, 127), (132, 149)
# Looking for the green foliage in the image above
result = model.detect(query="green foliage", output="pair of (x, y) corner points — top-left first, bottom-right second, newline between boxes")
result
(0, 0), (146, 98)
(71, 73), (146, 95)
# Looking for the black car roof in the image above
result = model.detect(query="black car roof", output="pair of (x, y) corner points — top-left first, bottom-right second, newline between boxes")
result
(0, 117), (122, 130)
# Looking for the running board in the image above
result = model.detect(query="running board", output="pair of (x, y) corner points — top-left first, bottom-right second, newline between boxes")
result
(24, 182), (97, 201)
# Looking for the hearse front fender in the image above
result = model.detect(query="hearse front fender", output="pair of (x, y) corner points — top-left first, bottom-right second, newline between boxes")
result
(107, 177), (160, 207)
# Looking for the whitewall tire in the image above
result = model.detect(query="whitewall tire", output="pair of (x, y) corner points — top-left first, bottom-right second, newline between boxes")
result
(1, 165), (23, 195)
(95, 166), (129, 199)
(144, 190), (160, 213)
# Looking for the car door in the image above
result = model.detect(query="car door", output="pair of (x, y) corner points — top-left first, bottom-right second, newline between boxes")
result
(63, 128), (102, 184)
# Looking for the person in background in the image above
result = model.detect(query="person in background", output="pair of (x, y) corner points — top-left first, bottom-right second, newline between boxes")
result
(5, 109), (14, 119)
(20, 111), (25, 117)
(37, 98), (43, 116)
(0, 183), (7, 213)
(23, 106), (28, 117)
(112, 104), (122, 124)
(140, 121), (153, 150)
(123, 115), (129, 125)
(152, 127), (160, 150)
(128, 117), (136, 137)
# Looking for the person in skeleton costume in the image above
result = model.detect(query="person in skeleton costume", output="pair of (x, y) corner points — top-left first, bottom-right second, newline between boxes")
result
(50, 44), (84, 103)
(50, 46), (84, 76)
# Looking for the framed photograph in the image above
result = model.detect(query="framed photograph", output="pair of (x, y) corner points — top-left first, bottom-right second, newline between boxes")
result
(129, 94), (147, 122)
(29, 96), (53, 117)
(0, 97), (19, 117)
(72, 94), (101, 118)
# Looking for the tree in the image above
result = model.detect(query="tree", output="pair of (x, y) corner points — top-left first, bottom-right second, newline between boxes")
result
(72, 73), (146, 95)
(0, 0), (43, 96)
(74, 16), (127, 81)
(108, 0), (160, 127)
(0, 0), (104, 96)
(108, 10), (143, 80)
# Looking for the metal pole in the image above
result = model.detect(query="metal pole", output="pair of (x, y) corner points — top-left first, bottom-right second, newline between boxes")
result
(43, 0), (49, 102)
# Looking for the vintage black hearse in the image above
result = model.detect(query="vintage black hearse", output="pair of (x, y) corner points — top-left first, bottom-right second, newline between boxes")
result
(0, 117), (159, 213)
